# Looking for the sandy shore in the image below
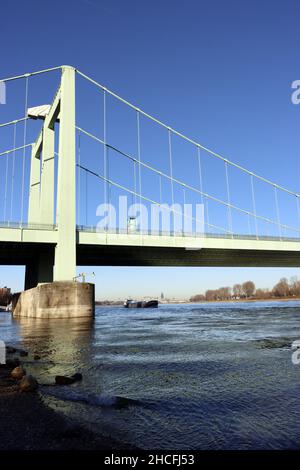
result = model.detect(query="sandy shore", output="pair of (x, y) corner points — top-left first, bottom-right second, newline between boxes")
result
(0, 352), (132, 450)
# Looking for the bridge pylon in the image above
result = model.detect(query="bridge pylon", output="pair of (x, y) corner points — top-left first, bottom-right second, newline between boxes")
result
(26, 66), (77, 287)
(53, 66), (77, 281)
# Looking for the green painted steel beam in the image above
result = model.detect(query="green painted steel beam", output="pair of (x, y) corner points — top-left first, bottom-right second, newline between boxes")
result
(53, 66), (76, 281)
(40, 125), (55, 225)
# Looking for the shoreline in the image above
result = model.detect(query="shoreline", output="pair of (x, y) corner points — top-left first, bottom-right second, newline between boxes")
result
(0, 349), (133, 450)
(94, 297), (300, 306)
(185, 297), (300, 305)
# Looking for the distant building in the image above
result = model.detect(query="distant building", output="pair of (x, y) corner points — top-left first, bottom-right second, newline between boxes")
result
(161, 292), (164, 300)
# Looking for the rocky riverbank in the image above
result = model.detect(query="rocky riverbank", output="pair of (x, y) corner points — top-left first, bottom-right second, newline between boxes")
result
(0, 346), (131, 450)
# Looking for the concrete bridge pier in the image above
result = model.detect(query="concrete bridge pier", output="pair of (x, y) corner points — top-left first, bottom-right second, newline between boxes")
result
(14, 281), (95, 319)
(15, 66), (95, 319)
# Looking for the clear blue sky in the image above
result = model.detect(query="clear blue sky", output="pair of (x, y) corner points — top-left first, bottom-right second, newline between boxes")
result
(1, 0), (300, 299)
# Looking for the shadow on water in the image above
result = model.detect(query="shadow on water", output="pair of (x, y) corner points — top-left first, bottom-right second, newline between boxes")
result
(2, 315), (94, 380)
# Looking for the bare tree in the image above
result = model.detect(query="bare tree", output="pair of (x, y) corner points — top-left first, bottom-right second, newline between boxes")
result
(233, 284), (243, 298)
(217, 287), (231, 300)
(289, 276), (300, 296)
(191, 275), (300, 303)
(242, 281), (255, 298)
(204, 287), (232, 301)
(272, 278), (290, 297)
(205, 290), (219, 301)
(190, 294), (205, 302)
(255, 288), (270, 299)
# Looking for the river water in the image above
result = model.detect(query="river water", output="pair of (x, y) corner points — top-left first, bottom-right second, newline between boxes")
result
(1, 301), (300, 449)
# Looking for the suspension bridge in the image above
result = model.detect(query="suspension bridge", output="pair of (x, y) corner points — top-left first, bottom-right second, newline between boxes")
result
(1, 65), (300, 298)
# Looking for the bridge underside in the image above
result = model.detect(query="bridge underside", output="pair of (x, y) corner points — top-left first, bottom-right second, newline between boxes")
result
(78, 244), (300, 267)
(1, 241), (300, 269)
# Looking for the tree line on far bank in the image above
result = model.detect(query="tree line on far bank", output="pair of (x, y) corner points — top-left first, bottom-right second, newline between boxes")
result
(190, 277), (300, 302)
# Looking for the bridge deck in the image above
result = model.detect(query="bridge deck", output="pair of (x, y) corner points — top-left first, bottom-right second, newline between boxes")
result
(1, 225), (300, 267)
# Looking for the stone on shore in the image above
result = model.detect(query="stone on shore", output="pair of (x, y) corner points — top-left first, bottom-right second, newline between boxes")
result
(19, 350), (28, 357)
(11, 366), (26, 380)
(19, 375), (38, 392)
(4, 358), (20, 369)
(55, 373), (83, 385)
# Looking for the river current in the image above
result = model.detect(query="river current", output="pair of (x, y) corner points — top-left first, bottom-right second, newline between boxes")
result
(1, 301), (300, 449)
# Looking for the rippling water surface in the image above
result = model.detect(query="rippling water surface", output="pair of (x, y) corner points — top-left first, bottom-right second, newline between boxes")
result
(1, 301), (300, 449)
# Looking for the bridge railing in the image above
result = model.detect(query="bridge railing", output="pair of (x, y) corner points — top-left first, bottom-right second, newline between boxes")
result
(77, 225), (300, 242)
(0, 221), (56, 231)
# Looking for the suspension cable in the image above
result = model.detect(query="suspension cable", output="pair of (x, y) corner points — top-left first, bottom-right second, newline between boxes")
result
(274, 186), (282, 240)
(197, 147), (204, 205)
(251, 175), (259, 239)
(107, 146), (111, 230)
(159, 174), (164, 233)
(133, 161), (137, 207)
(183, 187), (186, 234)
(103, 89), (108, 219)
(10, 122), (17, 222)
(76, 68), (300, 199)
(2, 66), (299, 200)
(159, 173), (163, 205)
(0, 117), (28, 128)
(76, 126), (300, 235)
(3, 148), (9, 222)
(20, 76), (29, 224)
(297, 196), (300, 224)
(85, 170), (88, 226)
(4, 66), (299, 238)
(77, 163), (300, 237)
(1, 66), (62, 83)
(0, 143), (32, 158)
(247, 214), (251, 235)
(168, 129), (175, 208)
(168, 129), (175, 235)
(197, 146), (210, 232)
(136, 111), (142, 230)
(225, 161), (233, 236)
(77, 163), (230, 234)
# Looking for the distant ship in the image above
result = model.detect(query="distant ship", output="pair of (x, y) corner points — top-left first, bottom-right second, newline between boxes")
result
(124, 299), (159, 308)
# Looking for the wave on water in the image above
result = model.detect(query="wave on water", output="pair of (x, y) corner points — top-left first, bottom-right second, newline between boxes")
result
(252, 337), (296, 349)
(41, 386), (140, 408)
